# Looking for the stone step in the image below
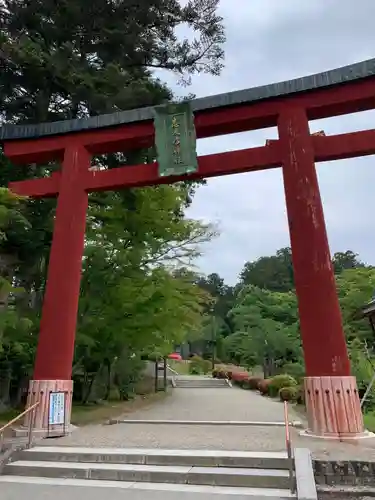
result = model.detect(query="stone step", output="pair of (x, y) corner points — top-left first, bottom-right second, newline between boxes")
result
(175, 381), (228, 384)
(0, 476), (297, 499)
(175, 379), (229, 388)
(16, 447), (291, 469)
(175, 385), (230, 388)
(3, 460), (291, 489)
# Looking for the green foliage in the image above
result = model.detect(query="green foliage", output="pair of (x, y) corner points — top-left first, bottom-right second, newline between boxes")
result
(336, 268), (375, 345)
(296, 386), (305, 405)
(279, 386), (298, 402)
(239, 248), (294, 292)
(189, 355), (211, 375)
(268, 374), (297, 398)
(0, 0), (225, 409)
(225, 285), (301, 376)
(258, 379), (272, 395)
(279, 362), (305, 383)
(332, 251), (365, 275)
(349, 339), (375, 410)
(243, 376), (262, 390)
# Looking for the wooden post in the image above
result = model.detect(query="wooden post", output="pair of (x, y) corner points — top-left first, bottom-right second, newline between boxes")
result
(154, 360), (159, 393)
(163, 357), (167, 392)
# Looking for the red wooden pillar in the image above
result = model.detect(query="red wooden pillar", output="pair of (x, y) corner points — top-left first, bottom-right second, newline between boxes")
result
(278, 107), (366, 439)
(26, 143), (91, 432)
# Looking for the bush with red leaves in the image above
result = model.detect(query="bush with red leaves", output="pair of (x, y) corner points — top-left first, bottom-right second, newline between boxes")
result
(258, 379), (272, 395)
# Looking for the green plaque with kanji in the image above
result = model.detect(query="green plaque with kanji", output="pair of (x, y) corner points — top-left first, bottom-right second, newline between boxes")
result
(153, 102), (198, 178)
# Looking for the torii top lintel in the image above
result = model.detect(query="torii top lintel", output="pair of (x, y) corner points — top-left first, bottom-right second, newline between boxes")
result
(3, 57), (375, 198)
(2, 58), (375, 149)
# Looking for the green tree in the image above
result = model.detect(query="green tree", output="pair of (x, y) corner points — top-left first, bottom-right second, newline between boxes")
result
(239, 247), (294, 292)
(337, 267), (375, 346)
(226, 285), (300, 376)
(333, 250), (365, 275)
(196, 273), (235, 333)
(0, 188), (34, 408)
(0, 0), (226, 409)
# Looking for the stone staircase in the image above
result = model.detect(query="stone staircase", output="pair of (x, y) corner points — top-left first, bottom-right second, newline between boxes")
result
(0, 446), (317, 499)
(175, 375), (231, 388)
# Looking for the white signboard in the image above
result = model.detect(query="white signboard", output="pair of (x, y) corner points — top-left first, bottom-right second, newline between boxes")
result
(48, 392), (65, 425)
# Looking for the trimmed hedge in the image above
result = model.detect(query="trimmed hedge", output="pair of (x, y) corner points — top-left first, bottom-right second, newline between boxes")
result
(268, 374), (298, 398)
(243, 377), (262, 390)
(212, 367), (305, 406)
(258, 379), (272, 395)
(231, 371), (249, 384)
(279, 386), (299, 402)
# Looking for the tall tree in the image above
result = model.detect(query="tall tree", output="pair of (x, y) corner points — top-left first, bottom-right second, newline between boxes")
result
(226, 285), (300, 376)
(0, 0), (225, 122)
(239, 247), (294, 292)
(332, 250), (365, 275)
(0, 0), (226, 408)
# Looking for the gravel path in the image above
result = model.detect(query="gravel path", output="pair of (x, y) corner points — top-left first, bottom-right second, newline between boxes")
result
(48, 385), (375, 461)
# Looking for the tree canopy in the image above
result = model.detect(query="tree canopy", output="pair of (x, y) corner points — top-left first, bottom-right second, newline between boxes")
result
(0, 0), (225, 409)
(196, 247), (375, 411)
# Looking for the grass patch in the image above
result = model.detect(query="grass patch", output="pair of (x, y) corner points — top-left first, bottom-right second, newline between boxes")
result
(0, 390), (170, 428)
(364, 411), (375, 432)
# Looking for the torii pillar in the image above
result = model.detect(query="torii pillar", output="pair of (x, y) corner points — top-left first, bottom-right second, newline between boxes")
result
(19, 143), (91, 433)
(278, 108), (367, 440)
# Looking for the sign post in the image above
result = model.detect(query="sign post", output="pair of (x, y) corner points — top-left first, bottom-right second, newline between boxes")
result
(153, 102), (198, 178)
(47, 391), (67, 438)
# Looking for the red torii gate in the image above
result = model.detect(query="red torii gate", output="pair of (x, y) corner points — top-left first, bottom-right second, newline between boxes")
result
(2, 58), (375, 440)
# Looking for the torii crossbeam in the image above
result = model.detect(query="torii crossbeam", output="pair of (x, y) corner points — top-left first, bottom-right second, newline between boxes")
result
(3, 57), (375, 439)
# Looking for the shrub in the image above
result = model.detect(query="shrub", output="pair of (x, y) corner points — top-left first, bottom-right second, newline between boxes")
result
(279, 386), (298, 402)
(268, 374), (297, 398)
(201, 359), (212, 374)
(189, 365), (200, 375)
(247, 377), (262, 390)
(242, 377), (255, 390)
(189, 355), (205, 375)
(279, 362), (305, 383)
(258, 379), (272, 395)
(296, 385), (305, 405)
(231, 371), (249, 386)
(217, 369), (228, 379)
(212, 368), (229, 379)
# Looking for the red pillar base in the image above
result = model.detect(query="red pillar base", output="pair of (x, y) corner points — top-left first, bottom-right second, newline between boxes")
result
(23, 379), (73, 435)
(301, 376), (374, 441)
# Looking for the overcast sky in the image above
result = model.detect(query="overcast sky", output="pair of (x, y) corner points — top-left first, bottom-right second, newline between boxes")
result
(163, 0), (375, 285)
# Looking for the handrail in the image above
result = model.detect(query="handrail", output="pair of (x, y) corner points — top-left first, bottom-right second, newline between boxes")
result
(166, 364), (179, 376)
(0, 401), (39, 451)
(283, 401), (296, 494)
(166, 364), (178, 388)
(0, 402), (39, 434)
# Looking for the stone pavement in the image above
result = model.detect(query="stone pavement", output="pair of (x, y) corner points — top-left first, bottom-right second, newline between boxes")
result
(46, 385), (375, 461)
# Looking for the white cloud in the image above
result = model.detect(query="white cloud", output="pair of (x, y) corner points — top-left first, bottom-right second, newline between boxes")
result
(170, 0), (375, 283)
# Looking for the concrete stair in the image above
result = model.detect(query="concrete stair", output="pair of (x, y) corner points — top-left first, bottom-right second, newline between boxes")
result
(175, 376), (230, 388)
(0, 446), (299, 499)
